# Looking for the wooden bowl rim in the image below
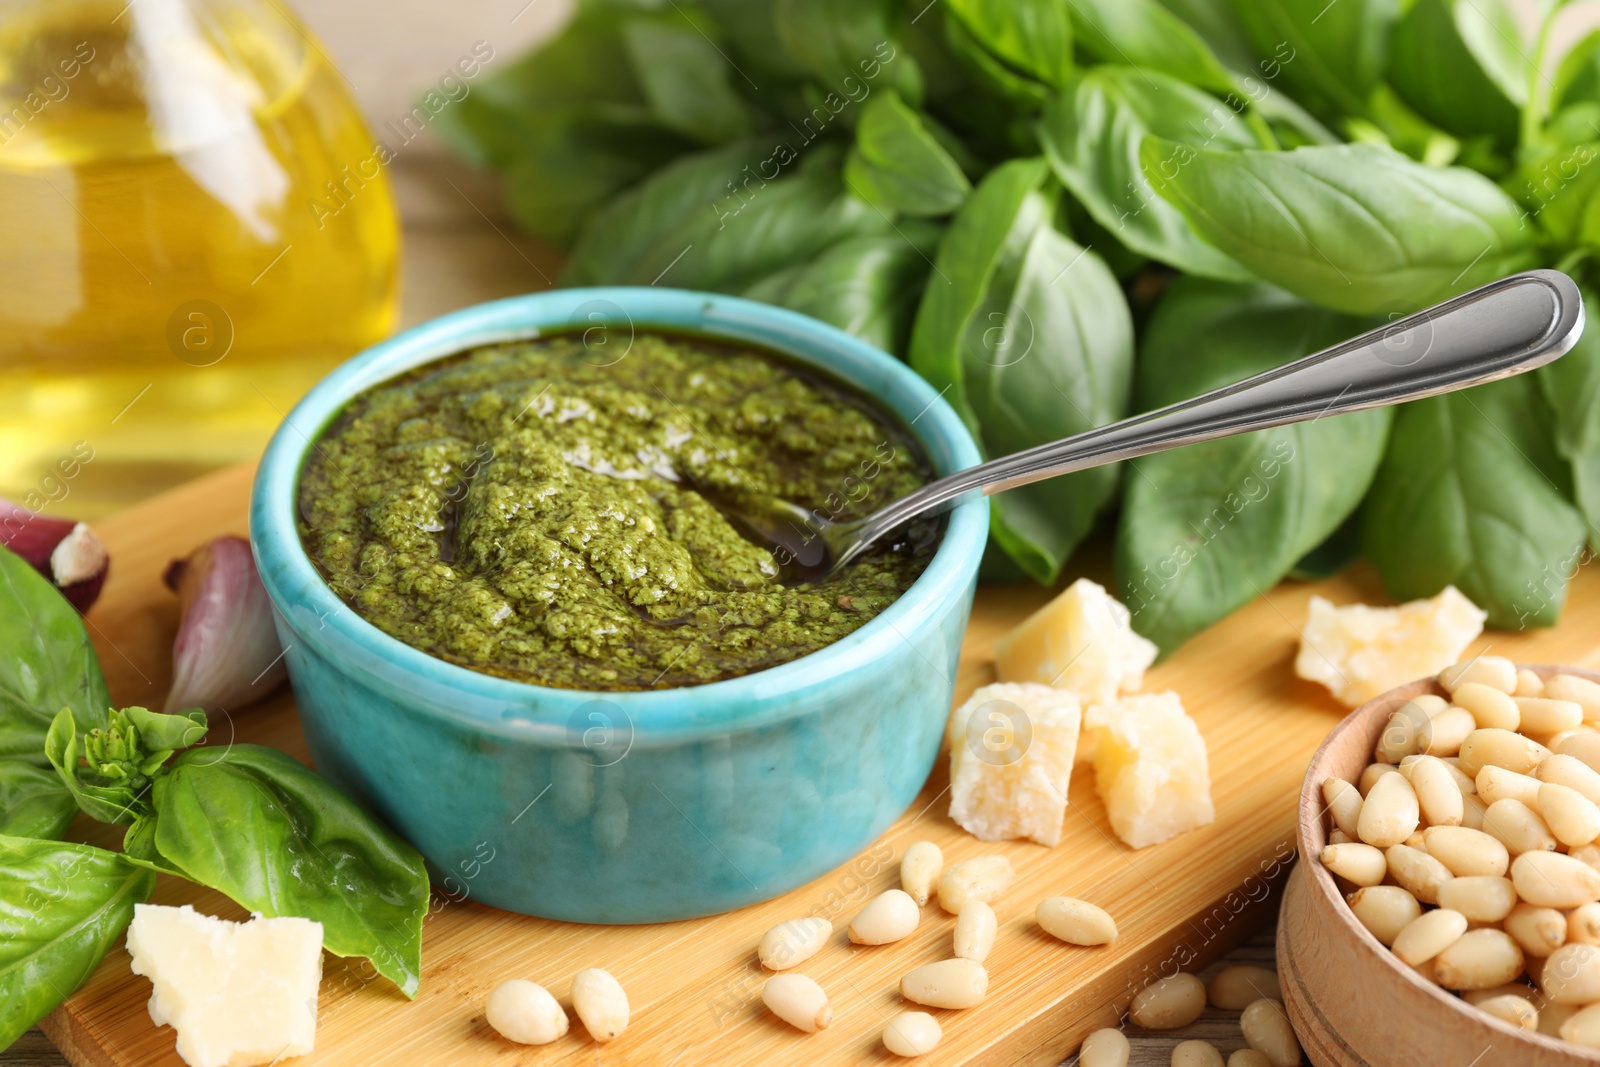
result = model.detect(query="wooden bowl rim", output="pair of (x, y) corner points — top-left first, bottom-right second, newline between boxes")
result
(1296, 662), (1600, 1059)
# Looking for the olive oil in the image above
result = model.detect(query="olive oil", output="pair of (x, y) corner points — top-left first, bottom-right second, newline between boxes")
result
(0, 0), (399, 514)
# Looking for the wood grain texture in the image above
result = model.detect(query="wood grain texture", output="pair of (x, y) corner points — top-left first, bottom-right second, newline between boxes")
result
(1280, 667), (1600, 1067)
(33, 462), (1600, 1067)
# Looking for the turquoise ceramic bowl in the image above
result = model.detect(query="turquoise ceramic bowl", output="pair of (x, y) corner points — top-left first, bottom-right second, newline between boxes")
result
(250, 288), (987, 923)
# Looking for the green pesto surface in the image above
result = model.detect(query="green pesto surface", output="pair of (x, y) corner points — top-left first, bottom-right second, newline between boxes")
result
(298, 334), (936, 690)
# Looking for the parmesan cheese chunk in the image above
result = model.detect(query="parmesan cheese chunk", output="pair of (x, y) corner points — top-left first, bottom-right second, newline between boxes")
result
(993, 578), (1157, 705)
(127, 904), (323, 1067)
(1295, 587), (1487, 708)
(948, 682), (1081, 846)
(1088, 691), (1214, 849)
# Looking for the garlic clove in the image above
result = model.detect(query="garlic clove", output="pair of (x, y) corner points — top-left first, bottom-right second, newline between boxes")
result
(163, 536), (287, 714)
(0, 497), (108, 612)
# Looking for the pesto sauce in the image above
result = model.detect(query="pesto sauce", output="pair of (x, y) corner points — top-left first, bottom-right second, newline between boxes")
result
(298, 333), (939, 691)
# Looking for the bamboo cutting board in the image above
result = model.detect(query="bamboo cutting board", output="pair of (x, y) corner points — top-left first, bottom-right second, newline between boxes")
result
(38, 462), (1600, 1067)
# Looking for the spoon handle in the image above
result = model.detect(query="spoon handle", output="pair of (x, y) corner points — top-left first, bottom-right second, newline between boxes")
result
(850, 269), (1584, 555)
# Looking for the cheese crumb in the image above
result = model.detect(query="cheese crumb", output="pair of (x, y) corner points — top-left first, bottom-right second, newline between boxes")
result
(993, 578), (1157, 705)
(1087, 691), (1214, 849)
(126, 904), (323, 1067)
(1295, 586), (1487, 708)
(948, 682), (1081, 846)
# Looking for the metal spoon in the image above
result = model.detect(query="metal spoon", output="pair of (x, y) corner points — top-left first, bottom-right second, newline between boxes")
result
(767, 268), (1585, 574)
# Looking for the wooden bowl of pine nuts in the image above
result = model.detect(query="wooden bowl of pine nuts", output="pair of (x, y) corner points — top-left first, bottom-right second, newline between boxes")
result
(1279, 662), (1600, 1066)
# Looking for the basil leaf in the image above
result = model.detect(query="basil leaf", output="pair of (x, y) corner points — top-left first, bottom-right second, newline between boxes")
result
(910, 158), (1134, 581)
(0, 547), (108, 766)
(150, 745), (429, 998)
(1386, 0), (1518, 144)
(1538, 284), (1600, 545)
(1154, 0), (1260, 72)
(844, 89), (971, 216)
(1039, 68), (1262, 280)
(775, 0), (921, 103)
(1223, 0), (1400, 120)
(1114, 279), (1390, 653)
(621, 17), (753, 145)
(1067, 0), (1237, 94)
(941, 14), (1051, 110)
(1363, 377), (1586, 628)
(564, 141), (892, 291)
(0, 835), (154, 1049)
(742, 226), (939, 356)
(44, 708), (145, 826)
(942, 0), (1073, 89)
(0, 762), (74, 841)
(1513, 108), (1600, 247)
(1140, 140), (1539, 313)
(1454, 0), (1543, 108)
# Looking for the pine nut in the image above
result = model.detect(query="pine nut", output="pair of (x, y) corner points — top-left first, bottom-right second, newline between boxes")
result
(1393, 908), (1468, 965)
(1172, 1039), (1224, 1067)
(953, 900), (996, 962)
(758, 917), (831, 970)
(1436, 875), (1517, 923)
(1560, 733), (1600, 775)
(571, 968), (628, 1043)
(1207, 965), (1281, 1010)
(1563, 1003), (1600, 1047)
(1459, 728), (1546, 778)
(1357, 772), (1419, 847)
(900, 958), (988, 1009)
(486, 980), (569, 1045)
(1036, 896), (1118, 946)
(1441, 656), (1517, 695)
(1537, 754), (1600, 805)
(1129, 973), (1205, 1029)
(1550, 730), (1583, 751)
(1506, 903), (1568, 957)
(1239, 998), (1301, 1067)
(1319, 843), (1387, 887)
(937, 855), (1014, 914)
(1329, 829), (1353, 844)
(1512, 850), (1600, 908)
(1574, 843), (1600, 871)
(1476, 765), (1541, 807)
(1321, 777), (1363, 838)
(1078, 1027), (1129, 1067)
(1548, 675), (1600, 724)
(1440, 927), (1523, 991)
(1453, 683), (1521, 731)
(849, 890), (919, 945)
(1461, 981), (1541, 1006)
(1540, 783), (1600, 847)
(1516, 697), (1584, 736)
(763, 974), (832, 1032)
(1359, 762), (1398, 796)
(1425, 707), (1476, 757)
(1462, 792), (1488, 830)
(1226, 1053), (1273, 1067)
(1474, 993), (1538, 1029)
(1517, 669), (1547, 697)
(1437, 757), (1479, 794)
(1376, 701), (1431, 763)
(1347, 885), (1421, 945)
(881, 1011), (941, 1057)
(1403, 831), (1428, 850)
(1541, 942), (1600, 1003)
(1423, 826), (1509, 877)
(900, 841), (942, 907)
(1385, 844), (1453, 904)
(1542, 1001), (1584, 1036)
(1570, 902), (1600, 945)
(1407, 756), (1464, 826)
(1483, 798), (1558, 855)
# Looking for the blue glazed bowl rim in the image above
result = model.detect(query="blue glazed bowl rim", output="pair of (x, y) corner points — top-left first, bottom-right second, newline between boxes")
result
(250, 287), (988, 739)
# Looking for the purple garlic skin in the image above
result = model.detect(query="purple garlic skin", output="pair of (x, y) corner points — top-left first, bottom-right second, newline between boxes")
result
(0, 497), (108, 612)
(163, 535), (287, 715)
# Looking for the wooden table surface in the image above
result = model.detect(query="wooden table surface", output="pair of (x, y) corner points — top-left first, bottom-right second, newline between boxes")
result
(8, 155), (1305, 1067)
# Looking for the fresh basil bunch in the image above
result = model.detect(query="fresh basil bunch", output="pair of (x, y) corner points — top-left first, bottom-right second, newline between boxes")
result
(0, 547), (429, 1050)
(438, 0), (1600, 651)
